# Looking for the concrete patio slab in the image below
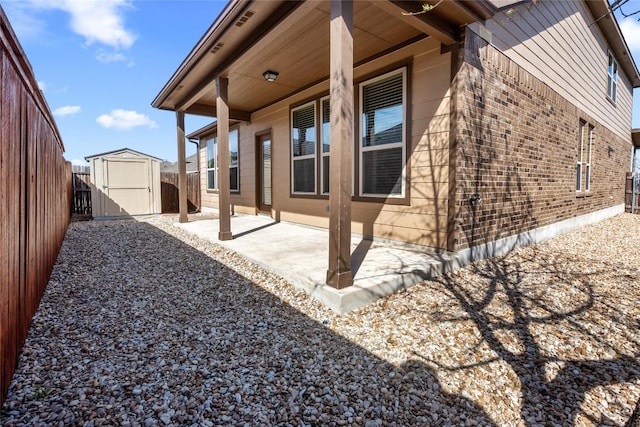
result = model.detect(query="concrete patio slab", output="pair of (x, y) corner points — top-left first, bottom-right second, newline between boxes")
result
(176, 214), (455, 313)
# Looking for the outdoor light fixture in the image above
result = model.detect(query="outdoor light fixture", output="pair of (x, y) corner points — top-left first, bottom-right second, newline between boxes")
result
(263, 70), (279, 82)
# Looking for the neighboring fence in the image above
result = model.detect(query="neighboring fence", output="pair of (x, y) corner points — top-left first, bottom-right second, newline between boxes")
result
(1, 8), (71, 405)
(625, 172), (640, 214)
(161, 171), (200, 213)
(71, 165), (92, 217)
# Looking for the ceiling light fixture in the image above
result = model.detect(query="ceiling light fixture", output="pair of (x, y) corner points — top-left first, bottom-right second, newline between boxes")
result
(262, 70), (279, 82)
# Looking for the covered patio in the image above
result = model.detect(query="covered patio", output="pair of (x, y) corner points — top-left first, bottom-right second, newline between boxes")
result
(175, 213), (458, 313)
(152, 0), (492, 291)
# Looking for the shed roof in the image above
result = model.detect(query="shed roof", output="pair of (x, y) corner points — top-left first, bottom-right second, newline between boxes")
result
(84, 148), (163, 162)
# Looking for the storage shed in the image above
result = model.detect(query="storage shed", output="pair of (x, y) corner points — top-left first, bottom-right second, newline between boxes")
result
(85, 148), (162, 218)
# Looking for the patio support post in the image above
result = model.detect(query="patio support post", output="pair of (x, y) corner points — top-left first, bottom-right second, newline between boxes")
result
(176, 110), (188, 223)
(326, 0), (354, 289)
(216, 76), (232, 241)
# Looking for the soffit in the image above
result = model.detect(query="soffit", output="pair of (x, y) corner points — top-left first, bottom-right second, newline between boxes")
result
(198, 0), (423, 113)
(632, 129), (640, 147)
(585, 0), (640, 87)
(154, 0), (492, 118)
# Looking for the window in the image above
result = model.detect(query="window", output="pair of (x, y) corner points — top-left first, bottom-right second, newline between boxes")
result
(230, 128), (239, 192)
(607, 51), (618, 103)
(359, 69), (406, 197)
(585, 125), (593, 192)
(291, 102), (316, 194)
(207, 136), (217, 190)
(576, 120), (594, 193)
(287, 66), (407, 200)
(206, 128), (240, 192)
(321, 97), (330, 194)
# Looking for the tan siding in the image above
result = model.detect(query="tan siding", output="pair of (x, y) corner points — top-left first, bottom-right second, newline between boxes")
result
(193, 37), (451, 248)
(198, 140), (218, 210)
(473, 0), (633, 140)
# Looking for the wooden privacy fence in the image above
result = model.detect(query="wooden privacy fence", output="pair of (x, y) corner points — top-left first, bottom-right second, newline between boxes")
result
(161, 171), (200, 213)
(625, 172), (640, 214)
(1, 8), (71, 405)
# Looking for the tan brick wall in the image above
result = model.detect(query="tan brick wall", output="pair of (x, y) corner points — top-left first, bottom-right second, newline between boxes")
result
(451, 30), (630, 251)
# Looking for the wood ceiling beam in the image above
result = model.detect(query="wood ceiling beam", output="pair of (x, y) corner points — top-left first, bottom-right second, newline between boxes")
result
(370, 0), (459, 45)
(186, 102), (251, 122)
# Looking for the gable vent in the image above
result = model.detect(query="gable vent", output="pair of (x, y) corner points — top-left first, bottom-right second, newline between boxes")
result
(210, 43), (224, 54)
(235, 10), (255, 27)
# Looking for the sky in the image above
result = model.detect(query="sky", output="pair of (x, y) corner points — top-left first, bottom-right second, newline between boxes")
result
(1, 0), (227, 165)
(1, 0), (640, 166)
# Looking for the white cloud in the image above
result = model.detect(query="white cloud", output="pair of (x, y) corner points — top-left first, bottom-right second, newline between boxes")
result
(96, 109), (157, 130)
(96, 50), (127, 63)
(62, 0), (136, 49)
(19, 0), (136, 49)
(38, 81), (47, 92)
(620, 18), (640, 53)
(70, 158), (87, 166)
(53, 105), (81, 116)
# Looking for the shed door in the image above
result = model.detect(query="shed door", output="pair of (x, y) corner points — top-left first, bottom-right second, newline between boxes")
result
(104, 159), (151, 216)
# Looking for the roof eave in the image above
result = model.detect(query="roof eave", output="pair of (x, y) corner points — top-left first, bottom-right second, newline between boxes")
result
(151, 0), (248, 110)
(632, 129), (640, 147)
(586, 0), (640, 88)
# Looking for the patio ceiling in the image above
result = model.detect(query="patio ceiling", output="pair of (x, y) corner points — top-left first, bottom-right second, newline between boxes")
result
(152, 0), (494, 120)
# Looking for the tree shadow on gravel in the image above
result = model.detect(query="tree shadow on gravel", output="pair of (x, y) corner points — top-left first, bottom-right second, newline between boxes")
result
(1, 219), (495, 426)
(413, 248), (640, 426)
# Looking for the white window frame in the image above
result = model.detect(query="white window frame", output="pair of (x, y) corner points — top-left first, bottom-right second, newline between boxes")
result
(585, 124), (593, 192)
(206, 136), (218, 191)
(607, 51), (618, 103)
(320, 96), (331, 195)
(576, 121), (584, 192)
(358, 68), (407, 198)
(290, 101), (317, 195)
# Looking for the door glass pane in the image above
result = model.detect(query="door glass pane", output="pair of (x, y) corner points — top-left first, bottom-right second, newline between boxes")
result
(262, 139), (272, 206)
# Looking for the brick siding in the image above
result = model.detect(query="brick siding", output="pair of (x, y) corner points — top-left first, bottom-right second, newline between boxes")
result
(450, 29), (629, 251)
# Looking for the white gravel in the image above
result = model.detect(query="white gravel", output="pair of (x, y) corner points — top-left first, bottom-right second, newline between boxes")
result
(1, 213), (639, 426)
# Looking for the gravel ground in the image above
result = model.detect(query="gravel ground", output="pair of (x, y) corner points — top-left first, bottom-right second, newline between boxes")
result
(1, 213), (639, 426)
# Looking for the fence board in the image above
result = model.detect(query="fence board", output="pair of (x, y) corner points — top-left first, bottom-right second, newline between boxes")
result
(161, 171), (200, 213)
(0, 9), (70, 404)
(625, 173), (640, 214)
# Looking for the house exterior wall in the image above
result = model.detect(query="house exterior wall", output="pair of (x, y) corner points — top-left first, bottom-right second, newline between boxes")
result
(451, 28), (630, 251)
(199, 36), (454, 248)
(470, 0), (633, 141)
